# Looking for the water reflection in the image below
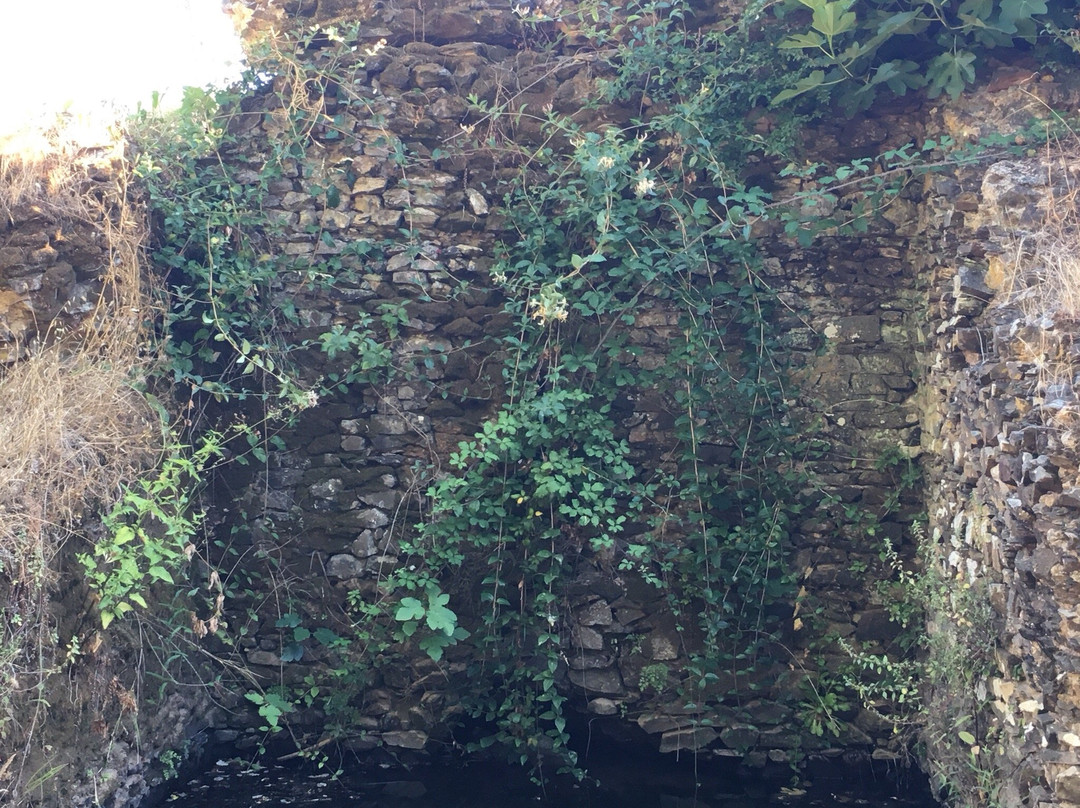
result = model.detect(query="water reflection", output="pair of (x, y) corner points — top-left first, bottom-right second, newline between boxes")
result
(153, 753), (938, 808)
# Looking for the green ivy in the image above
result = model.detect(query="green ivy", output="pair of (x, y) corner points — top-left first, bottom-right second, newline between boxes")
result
(774, 0), (1078, 110)
(79, 430), (226, 629)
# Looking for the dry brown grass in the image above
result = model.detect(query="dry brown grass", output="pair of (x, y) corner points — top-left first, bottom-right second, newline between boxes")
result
(0, 142), (158, 557)
(1002, 162), (1080, 321)
(0, 122), (162, 791)
(0, 115), (124, 224)
(988, 139), (1080, 429)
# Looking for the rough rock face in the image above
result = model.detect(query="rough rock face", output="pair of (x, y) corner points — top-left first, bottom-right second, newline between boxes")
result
(921, 151), (1080, 808)
(0, 172), (110, 361)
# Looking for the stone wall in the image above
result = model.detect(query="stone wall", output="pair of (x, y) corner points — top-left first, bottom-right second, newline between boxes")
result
(914, 74), (1080, 808)
(0, 154), (114, 360)
(207, 0), (936, 768)
(5, 2), (1080, 805)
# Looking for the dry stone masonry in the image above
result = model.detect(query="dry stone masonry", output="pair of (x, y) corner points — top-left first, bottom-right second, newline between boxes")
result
(218, 0), (933, 768)
(4, 1), (1080, 805)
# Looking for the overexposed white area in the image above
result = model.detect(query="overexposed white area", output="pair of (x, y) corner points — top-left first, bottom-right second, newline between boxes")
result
(0, 0), (245, 139)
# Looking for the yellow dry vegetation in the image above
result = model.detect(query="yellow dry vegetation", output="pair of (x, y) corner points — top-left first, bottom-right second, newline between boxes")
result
(993, 136), (1080, 424)
(0, 119), (161, 787)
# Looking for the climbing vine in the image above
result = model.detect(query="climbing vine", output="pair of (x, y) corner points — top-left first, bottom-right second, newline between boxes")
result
(77, 0), (1079, 786)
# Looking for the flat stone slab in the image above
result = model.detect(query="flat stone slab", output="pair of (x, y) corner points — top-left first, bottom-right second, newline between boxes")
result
(659, 727), (717, 753)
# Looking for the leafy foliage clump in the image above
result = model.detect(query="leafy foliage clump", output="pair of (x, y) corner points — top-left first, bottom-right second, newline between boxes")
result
(775, 0), (1079, 110)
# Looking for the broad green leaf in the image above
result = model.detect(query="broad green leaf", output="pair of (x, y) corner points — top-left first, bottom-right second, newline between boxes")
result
(112, 525), (136, 546)
(418, 634), (448, 662)
(959, 0), (994, 19)
(275, 612), (301, 628)
(811, 0), (857, 40)
(864, 60), (925, 96)
(771, 70), (826, 105)
(313, 627), (342, 646)
(280, 642), (304, 662)
(958, 730), (977, 745)
(858, 10), (920, 56)
(394, 597), (425, 622)
(425, 598), (458, 635)
(926, 51), (977, 99)
(778, 31), (825, 49)
(999, 0), (1047, 28)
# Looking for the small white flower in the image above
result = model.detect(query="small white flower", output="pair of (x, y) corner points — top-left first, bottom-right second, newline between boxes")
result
(634, 173), (656, 197)
(596, 155), (616, 171)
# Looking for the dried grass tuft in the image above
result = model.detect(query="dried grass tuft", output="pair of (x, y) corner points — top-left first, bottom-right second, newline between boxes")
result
(0, 141), (159, 555)
(0, 114), (125, 224)
(994, 142), (1080, 430)
(0, 121), (162, 777)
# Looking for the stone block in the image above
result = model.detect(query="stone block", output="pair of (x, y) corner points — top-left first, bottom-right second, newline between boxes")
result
(381, 730), (428, 749)
(587, 698), (618, 715)
(658, 727), (717, 753)
(326, 553), (367, 579)
(352, 176), (387, 193)
(643, 630), (680, 661)
(356, 508), (390, 529)
(567, 666), (624, 695)
(571, 625), (605, 651)
(719, 725), (759, 750)
(637, 713), (693, 734)
(576, 599), (613, 627)
(833, 315), (881, 344)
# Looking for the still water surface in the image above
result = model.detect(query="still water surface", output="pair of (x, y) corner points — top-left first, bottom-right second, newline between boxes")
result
(153, 752), (939, 808)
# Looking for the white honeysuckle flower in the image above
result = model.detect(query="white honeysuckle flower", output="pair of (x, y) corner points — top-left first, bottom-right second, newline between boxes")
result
(634, 174), (656, 197)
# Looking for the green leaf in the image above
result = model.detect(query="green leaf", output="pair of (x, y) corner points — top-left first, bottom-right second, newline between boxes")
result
(778, 31), (825, 49)
(926, 51), (977, 99)
(394, 597), (425, 622)
(425, 597), (458, 636)
(417, 634), (448, 662)
(771, 70), (827, 105)
(281, 642), (304, 662)
(112, 525), (137, 546)
(958, 730), (977, 745)
(313, 627), (342, 646)
(810, 0), (857, 40)
(999, 0), (1047, 28)
(958, 0), (994, 20)
(866, 60), (925, 96)
(275, 612), (302, 629)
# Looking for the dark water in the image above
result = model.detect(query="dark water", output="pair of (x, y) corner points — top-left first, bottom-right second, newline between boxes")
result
(152, 750), (940, 808)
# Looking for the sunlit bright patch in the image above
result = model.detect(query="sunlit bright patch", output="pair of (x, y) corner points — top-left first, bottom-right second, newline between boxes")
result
(0, 0), (244, 143)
